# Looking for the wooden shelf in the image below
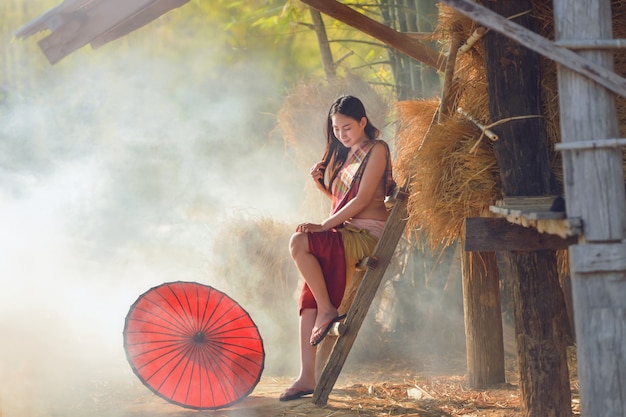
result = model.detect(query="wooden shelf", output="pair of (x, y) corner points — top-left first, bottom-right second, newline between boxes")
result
(489, 196), (581, 239)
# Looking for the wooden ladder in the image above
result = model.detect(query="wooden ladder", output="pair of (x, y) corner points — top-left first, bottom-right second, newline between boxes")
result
(312, 185), (409, 405)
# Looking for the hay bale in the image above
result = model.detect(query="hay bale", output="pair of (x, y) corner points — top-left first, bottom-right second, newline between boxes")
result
(211, 215), (301, 375)
(394, 99), (501, 249)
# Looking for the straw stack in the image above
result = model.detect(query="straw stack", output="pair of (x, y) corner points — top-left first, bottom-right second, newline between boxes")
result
(394, 5), (499, 250)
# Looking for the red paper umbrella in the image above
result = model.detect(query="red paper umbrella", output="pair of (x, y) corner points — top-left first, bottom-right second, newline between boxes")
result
(123, 281), (265, 410)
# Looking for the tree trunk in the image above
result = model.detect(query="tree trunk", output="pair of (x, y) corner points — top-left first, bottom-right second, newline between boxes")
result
(308, 7), (335, 79)
(479, 0), (571, 416)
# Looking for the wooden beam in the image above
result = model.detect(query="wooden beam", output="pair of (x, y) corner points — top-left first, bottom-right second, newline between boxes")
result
(570, 243), (626, 274)
(300, 0), (444, 72)
(464, 217), (577, 252)
(439, 0), (626, 98)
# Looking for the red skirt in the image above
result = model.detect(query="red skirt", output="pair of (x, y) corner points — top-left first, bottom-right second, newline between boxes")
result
(298, 228), (346, 315)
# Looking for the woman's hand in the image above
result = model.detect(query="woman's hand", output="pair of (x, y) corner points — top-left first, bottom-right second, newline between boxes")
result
(296, 223), (325, 233)
(309, 162), (326, 190)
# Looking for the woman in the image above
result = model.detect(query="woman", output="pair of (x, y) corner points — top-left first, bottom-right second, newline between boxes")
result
(280, 95), (395, 401)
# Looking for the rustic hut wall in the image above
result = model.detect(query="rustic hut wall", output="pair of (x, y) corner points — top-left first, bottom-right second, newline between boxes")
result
(478, 1), (572, 416)
(554, 0), (626, 416)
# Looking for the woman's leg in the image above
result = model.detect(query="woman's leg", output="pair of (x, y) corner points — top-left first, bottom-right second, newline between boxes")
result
(286, 308), (317, 391)
(289, 232), (339, 329)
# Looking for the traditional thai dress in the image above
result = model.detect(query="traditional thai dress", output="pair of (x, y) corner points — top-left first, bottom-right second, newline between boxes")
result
(298, 139), (395, 314)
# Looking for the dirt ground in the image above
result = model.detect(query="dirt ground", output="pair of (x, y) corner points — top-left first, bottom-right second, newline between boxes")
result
(58, 352), (580, 417)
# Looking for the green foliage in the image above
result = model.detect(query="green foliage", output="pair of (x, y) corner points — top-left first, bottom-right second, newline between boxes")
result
(3, 0), (440, 97)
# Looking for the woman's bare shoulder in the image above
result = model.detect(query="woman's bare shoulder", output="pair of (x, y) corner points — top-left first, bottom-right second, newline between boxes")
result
(369, 140), (390, 159)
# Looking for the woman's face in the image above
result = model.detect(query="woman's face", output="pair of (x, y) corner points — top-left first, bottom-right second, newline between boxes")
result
(331, 113), (367, 148)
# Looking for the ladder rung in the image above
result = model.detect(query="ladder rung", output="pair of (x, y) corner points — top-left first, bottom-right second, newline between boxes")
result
(556, 39), (626, 50)
(327, 321), (346, 337)
(356, 256), (378, 271)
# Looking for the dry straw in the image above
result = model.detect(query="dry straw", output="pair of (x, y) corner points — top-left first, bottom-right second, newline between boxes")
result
(394, 5), (499, 251)
(394, 99), (500, 250)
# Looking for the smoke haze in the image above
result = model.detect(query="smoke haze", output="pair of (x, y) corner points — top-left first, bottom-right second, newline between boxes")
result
(1, 27), (308, 415)
(1, 6), (469, 416)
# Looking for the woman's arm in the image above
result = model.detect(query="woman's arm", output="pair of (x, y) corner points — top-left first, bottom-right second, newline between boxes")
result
(319, 142), (387, 230)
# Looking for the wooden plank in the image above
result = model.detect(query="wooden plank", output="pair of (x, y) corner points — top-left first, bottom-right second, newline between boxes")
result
(494, 195), (559, 208)
(488, 196), (582, 239)
(489, 207), (581, 239)
(14, 0), (96, 38)
(555, 137), (626, 151)
(464, 217), (577, 251)
(312, 187), (409, 405)
(38, 0), (158, 64)
(490, 206), (564, 220)
(439, 0), (626, 98)
(569, 243), (626, 273)
(570, 271), (626, 416)
(556, 39), (626, 50)
(300, 0), (444, 72)
(90, 0), (190, 48)
(554, 0), (626, 415)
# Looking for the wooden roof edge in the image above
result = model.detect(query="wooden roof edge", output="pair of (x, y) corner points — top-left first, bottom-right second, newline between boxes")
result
(14, 0), (97, 39)
(90, 0), (190, 49)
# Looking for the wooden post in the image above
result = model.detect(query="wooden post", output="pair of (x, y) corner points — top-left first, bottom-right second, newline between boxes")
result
(476, 1), (572, 415)
(554, 1), (626, 416)
(460, 248), (505, 388)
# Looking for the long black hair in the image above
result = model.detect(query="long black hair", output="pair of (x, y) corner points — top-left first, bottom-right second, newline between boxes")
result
(319, 95), (380, 191)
